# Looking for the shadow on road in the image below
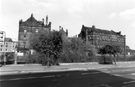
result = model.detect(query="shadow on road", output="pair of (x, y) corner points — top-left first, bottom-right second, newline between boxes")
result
(1, 70), (135, 87)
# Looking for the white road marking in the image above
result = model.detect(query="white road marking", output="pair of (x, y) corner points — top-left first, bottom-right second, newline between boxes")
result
(81, 72), (100, 75)
(92, 84), (110, 87)
(0, 75), (55, 81)
(41, 75), (55, 78)
(131, 73), (135, 75)
(113, 74), (122, 76)
(123, 80), (135, 84)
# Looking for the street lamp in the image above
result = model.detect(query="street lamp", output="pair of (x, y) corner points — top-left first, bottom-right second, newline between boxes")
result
(13, 48), (17, 64)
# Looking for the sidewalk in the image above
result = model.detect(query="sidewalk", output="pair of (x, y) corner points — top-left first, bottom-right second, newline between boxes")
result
(0, 62), (135, 75)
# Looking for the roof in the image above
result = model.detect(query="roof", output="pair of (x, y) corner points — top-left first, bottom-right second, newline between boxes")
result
(21, 14), (43, 27)
(83, 25), (123, 36)
(5, 38), (13, 42)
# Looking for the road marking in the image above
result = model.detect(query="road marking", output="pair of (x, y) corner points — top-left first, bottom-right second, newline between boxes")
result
(0, 75), (55, 81)
(81, 72), (100, 75)
(124, 80), (135, 84)
(131, 73), (135, 75)
(113, 74), (123, 76)
(41, 75), (55, 78)
(92, 84), (110, 87)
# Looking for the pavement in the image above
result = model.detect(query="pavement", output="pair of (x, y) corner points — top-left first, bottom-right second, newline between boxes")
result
(0, 61), (135, 75)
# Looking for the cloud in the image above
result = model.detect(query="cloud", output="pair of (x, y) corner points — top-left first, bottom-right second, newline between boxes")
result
(109, 12), (117, 19)
(119, 8), (135, 20)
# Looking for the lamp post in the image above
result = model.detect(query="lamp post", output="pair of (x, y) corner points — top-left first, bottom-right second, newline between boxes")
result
(124, 35), (126, 60)
(13, 48), (17, 64)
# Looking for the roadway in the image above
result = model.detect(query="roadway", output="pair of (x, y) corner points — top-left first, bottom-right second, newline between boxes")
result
(1, 67), (135, 87)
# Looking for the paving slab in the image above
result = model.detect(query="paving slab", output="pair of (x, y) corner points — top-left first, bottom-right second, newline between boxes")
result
(0, 62), (135, 75)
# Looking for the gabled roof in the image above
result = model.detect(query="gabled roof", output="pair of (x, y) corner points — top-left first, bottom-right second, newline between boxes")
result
(22, 14), (43, 27)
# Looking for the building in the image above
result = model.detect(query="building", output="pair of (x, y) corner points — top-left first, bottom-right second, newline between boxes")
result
(78, 25), (126, 55)
(0, 38), (17, 52)
(0, 37), (18, 64)
(18, 14), (51, 53)
(0, 31), (6, 46)
(59, 26), (68, 39)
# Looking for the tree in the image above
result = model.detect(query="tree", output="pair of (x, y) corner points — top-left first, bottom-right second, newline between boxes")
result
(52, 31), (63, 65)
(98, 45), (121, 65)
(60, 37), (94, 62)
(29, 30), (63, 66)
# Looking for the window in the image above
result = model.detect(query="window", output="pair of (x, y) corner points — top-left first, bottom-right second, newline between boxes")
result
(6, 49), (7, 51)
(6, 43), (8, 47)
(23, 42), (26, 45)
(24, 35), (26, 37)
(35, 29), (38, 32)
(24, 35), (26, 39)
(0, 49), (2, 51)
(24, 30), (27, 32)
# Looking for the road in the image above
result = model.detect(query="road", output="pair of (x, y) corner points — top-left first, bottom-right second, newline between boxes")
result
(0, 67), (135, 87)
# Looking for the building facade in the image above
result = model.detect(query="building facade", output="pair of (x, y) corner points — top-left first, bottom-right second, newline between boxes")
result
(0, 38), (17, 52)
(78, 25), (126, 54)
(0, 38), (18, 64)
(0, 31), (6, 46)
(18, 14), (51, 53)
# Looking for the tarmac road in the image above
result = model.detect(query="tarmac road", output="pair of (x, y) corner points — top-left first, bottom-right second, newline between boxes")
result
(1, 66), (135, 87)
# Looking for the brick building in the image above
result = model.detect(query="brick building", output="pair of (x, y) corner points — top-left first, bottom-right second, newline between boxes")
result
(18, 14), (51, 53)
(78, 25), (126, 55)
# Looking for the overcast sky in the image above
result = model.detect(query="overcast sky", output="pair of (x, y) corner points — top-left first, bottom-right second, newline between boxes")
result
(0, 0), (135, 49)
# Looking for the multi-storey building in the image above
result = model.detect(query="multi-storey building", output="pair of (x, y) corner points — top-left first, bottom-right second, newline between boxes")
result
(0, 38), (17, 52)
(18, 14), (51, 53)
(0, 37), (18, 64)
(78, 25), (126, 55)
(0, 31), (6, 46)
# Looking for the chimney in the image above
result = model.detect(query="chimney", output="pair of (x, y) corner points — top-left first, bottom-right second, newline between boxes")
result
(46, 15), (48, 25)
(59, 26), (61, 30)
(66, 29), (68, 36)
(92, 25), (95, 29)
(31, 13), (33, 17)
(42, 18), (44, 24)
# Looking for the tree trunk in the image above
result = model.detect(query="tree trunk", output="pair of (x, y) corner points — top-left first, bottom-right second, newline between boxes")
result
(103, 55), (106, 63)
(113, 54), (116, 65)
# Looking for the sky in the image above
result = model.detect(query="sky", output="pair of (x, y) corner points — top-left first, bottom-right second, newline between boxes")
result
(0, 0), (135, 50)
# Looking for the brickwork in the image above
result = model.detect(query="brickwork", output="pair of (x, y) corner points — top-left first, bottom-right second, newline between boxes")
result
(18, 14), (51, 52)
(78, 25), (126, 54)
